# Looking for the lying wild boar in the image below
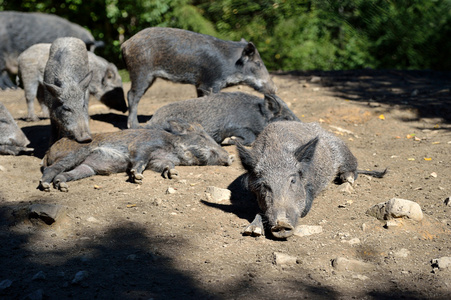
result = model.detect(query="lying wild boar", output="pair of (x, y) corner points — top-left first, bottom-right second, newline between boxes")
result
(18, 43), (126, 121)
(121, 27), (276, 128)
(237, 121), (387, 239)
(40, 37), (93, 145)
(145, 92), (300, 145)
(0, 11), (102, 90)
(39, 119), (234, 192)
(0, 102), (33, 155)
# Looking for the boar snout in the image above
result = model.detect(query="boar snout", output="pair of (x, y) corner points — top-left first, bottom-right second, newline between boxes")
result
(75, 132), (92, 143)
(271, 217), (295, 239)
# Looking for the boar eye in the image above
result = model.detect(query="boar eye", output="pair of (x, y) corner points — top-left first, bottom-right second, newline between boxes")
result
(291, 177), (297, 184)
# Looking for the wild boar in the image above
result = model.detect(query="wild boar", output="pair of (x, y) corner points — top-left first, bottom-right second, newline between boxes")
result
(17, 43), (126, 121)
(40, 37), (93, 145)
(38, 119), (234, 192)
(121, 27), (277, 128)
(0, 11), (102, 90)
(237, 121), (387, 239)
(0, 102), (33, 155)
(145, 92), (300, 145)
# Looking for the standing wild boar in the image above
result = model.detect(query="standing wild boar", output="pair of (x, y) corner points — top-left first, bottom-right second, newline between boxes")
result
(145, 92), (300, 145)
(38, 119), (234, 192)
(121, 27), (277, 128)
(0, 11), (102, 90)
(0, 102), (33, 155)
(18, 43), (126, 121)
(237, 121), (387, 239)
(40, 37), (93, 145)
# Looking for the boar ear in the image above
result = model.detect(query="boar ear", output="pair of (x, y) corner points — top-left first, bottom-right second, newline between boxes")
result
(42, 81), (63, 99)
(79, 71), (93, 91)
(236, 42), (256, 65)
(236, 140), (254, 172)
(294, 136), (319, 163)
(164, 119), (193, 135)
(263, 94), (282, 115)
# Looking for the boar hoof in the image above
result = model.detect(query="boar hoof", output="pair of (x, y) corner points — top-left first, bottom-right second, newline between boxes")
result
(243, 214), (265, 237)
(38, 181), (51, 192)
(56, 182), (69, 193)
(226, 155), (235, 166)
(168, 169), (179, 179)
(130, 169), (144, 184)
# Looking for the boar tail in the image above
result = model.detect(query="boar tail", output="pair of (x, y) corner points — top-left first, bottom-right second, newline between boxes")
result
(357, 168), (388, 178)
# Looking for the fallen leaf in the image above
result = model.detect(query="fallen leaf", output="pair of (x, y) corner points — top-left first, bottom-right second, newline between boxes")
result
(126, 204), (137, 208)
(434, 124), (440, 128)
(408, 158), (415, 161)
(395, 136), (401, 139)
(379, 114), (385, 120)
(94, 185), (102, 189)
(406, 133), (416, 139)
(414, 136), (421, 141)
(432, 141), (440, 144)
(424, 157), (432, 161)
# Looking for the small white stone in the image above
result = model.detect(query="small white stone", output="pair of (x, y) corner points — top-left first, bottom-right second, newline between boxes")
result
(72, 271), (88, 284)
(385, 198), (423, 221)
(293, 225), (323, 237)
(394, 248), (410, 258)
(342, 238), (361, 245)
(166, 187), (176, 194)
(205, 186), (231, 203)
(431, 257), (451, 269)
(332, 257), (373, 272)
(273, 252), (298, 266)
(32, 271), (46, 281)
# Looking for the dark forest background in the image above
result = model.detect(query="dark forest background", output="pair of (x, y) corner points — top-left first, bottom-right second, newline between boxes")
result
(1, 0), (450, 71)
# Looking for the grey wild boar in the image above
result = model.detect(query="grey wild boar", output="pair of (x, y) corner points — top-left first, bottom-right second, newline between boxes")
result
(40, 37), (93, 145)
(0, 11), (102, 90)
(237, 121), (387, 239)
(0, 102), (33, 155)
(145, 92), (300, 145)
(38, 119), (234, 192)
(121, 27), (277, 128)
(17, 43), (126, 121)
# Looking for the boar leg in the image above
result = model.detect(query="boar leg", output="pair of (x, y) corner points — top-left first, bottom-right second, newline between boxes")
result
(243, 214), (265, 237)
(148, 159), (178, 179)
(127, 77), (156, 129)
(52, 164), (96, 192)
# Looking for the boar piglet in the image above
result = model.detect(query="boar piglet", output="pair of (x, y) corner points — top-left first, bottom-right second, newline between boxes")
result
(237, 121), (387, 239)
(121, 27), (276, 128)
(18, 43), (126, 121)
(40, 37), (93, 145)
(38, 119), (234, 192)
(0, 103), (33, 155)
(145, 92), (299, 146)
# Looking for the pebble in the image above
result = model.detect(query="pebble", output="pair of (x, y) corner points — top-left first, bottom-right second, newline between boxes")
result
(366, 198), (423, 222)
(332, 257), (373, 272)
(166, 187), (176, 194)
(23, 289), (44, 300)
(394, 248), (410, 258)
(273, 252), (298, 266)
(0, 279), (12, 290)
(339, 182), (355, 194)
(32, 271), (46, 281)
(341, 238), (361, 245)
(204, 186), (231, 203)
(28, 203), (64, 225)
(431, 257), (451, 270)
(86, 216), (100, 223)
(0, 165), (6, 172)
(72, 270), (88, 284)
(293, 225), (323, 237)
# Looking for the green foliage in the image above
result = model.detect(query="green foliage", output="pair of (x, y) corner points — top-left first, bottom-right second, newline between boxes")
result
(1, 0), (450, 70)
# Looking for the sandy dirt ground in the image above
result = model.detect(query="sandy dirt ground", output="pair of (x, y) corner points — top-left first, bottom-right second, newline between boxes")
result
(0, 69), (450, 299)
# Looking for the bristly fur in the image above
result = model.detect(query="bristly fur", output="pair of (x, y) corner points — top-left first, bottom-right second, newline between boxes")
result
(357, 168), (388, 178)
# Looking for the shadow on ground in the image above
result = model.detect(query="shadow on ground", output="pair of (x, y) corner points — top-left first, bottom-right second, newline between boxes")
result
(276, 69), (451, 124)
